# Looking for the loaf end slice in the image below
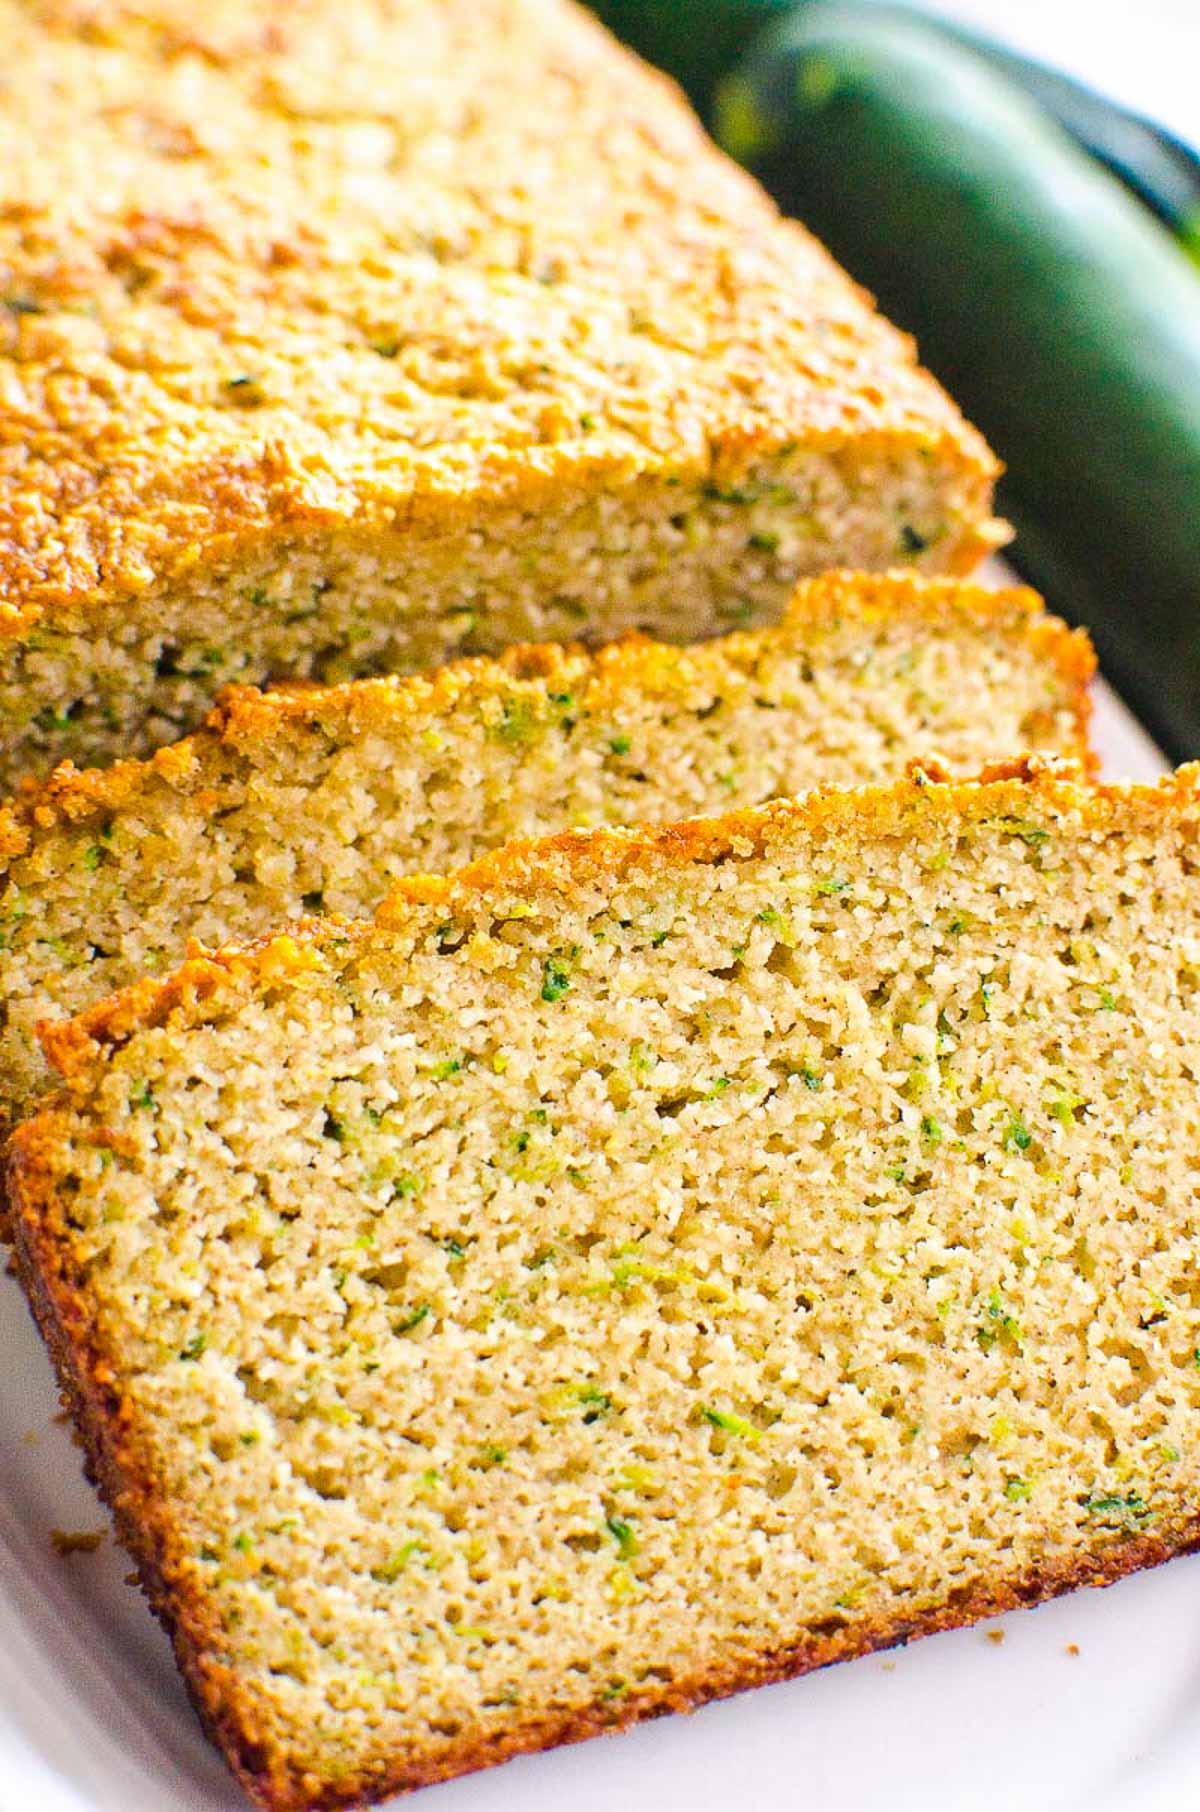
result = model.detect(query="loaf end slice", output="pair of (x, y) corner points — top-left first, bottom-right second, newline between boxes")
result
(0, 571), (1092, 1148)
(0, 0), (1004, 783)
(17, 760), (1200, 1810)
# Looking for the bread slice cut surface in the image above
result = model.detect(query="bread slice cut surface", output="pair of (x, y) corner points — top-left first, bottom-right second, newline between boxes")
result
(0, 0), (1004, 783)
(0, 572), (1092, 1148)
(11, 760), (1200, 1810)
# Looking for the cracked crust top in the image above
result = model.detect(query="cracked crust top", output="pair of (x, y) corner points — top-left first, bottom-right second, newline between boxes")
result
(0, 0), (1001, 626)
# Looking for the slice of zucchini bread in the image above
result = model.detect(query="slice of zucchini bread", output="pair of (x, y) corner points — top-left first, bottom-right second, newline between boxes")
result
(11, 759), (1200, 1812)
(0, 572), (1092, 1148)
(0, 0), (1004, 786)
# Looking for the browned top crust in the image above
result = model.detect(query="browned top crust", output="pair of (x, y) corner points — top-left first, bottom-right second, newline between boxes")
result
(0, 0), (999, 629)
(0, 569), (1095, 853)
(37, 755), (1196, 1086)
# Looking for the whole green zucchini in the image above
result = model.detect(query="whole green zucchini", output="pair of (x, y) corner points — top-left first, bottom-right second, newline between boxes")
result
(717, 7), (1200, 757)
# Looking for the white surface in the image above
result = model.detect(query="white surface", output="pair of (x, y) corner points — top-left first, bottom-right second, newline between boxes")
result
(919, 0), (1199, 145)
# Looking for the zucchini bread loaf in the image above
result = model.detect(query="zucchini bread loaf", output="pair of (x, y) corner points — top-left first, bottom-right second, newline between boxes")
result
(12, 760), (1200, 1811)
(0, 0), (1003, 786)
(0, 572), (1091, 1148)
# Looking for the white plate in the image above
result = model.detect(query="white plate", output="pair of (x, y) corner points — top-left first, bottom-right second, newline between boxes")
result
(1, 656), (1191, 1812)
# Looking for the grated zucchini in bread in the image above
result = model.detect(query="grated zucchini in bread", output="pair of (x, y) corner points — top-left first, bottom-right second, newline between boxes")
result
(12, 760), (1200, 1811)
(0, 572), (1091, 1150)
(0, 0), (1004, 785)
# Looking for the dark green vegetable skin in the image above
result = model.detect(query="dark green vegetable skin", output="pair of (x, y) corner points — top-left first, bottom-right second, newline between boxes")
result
(587, 0), (791, 114)
(926, 31), (1200, 249)
(717, 9), (1200, 759)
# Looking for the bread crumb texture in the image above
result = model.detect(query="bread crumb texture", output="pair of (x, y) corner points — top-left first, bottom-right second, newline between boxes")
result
(50, 1527), (105, 1557)
(0, 0), (1003, 783)
(0, 572), (1091, 1141)
(12, 762), (1200, 1811)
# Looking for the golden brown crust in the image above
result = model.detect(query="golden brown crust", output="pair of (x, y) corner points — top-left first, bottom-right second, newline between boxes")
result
(33, 757), (1195, 1088)
(384, 754), (1195, 916)
(10, 1126), (1200, 1812)
(0, 570), (1094, 857)
(0, 1), (1000, 628)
